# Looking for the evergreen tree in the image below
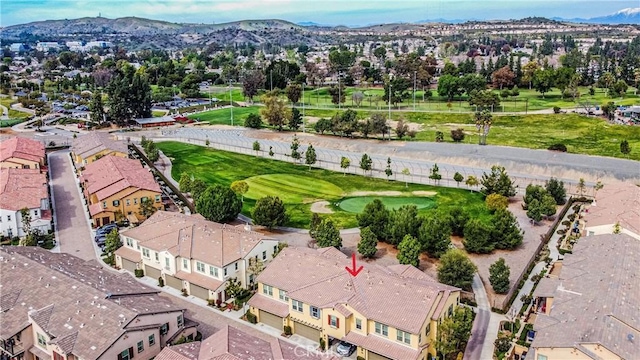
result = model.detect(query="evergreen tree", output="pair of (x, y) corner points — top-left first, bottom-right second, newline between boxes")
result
(252, 196), (289, 229)
(316, 219), (342, 248)
(289, 107), (303, 131)
(463, 219), (494, 253)
(89, 92), (105, 123)
(357, 199), (389, 241)
(481, 165), (516, 198)
(489, 257), (510, 294)
(429, 163), (442, 183)
(385, 157), (393, 180)
(545, 178), (567, 205)
(290, 135), (301, 161)
(309, 213), (322, 239)
(357, 227), (378, 258)
(491, 209), (523, 250)
(195, 185), (242, 223)
(397, 234), (421, 267)
(438, 249), (477, 291)
(418, 213), (452, 258)
(387, 205), (421, 245)
(305, 144), (317, 170)
(359, 153), (372, 175)
(179, 172), (193, 193)
(448, 207), (470, 237)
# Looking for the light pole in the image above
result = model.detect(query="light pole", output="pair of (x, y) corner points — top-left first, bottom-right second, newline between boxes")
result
(338, 72), (343, 110)
(270, 70), (273, 92)
(302, 82), (305, 132)
(229, 79), (233, 126)
(413, 71), (417, 111)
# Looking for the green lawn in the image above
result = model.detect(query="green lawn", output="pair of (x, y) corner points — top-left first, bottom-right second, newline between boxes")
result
(187, 106), (260, 126)
(338, 196), (437, 213)
(157, 141), (490, 228)
(0, 119), (26, 128)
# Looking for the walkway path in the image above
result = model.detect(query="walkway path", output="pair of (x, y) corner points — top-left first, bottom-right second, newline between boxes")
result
(0, 104), (8, 120)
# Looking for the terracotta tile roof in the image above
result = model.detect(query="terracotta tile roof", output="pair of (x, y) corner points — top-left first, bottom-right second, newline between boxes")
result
(532, 277), (559, 298)
(175, 270), (224, 291)
(0, 136), (44, 163)
(584, 182), (640, 235)
(0, 168), (48, 211)
(89, 202), (111, 216)
(256, 247), (458, 334)
(247, 294), (290, 317)
(29, 346), (51, 360)
(82, 155), (160, 201)
(115, 246), (142, 263)
(121, 211), (275, 268)
(72, 132), (128, 160)
(531, 234), (640, 359)
(334, 303), (352, 317)
(343, 331), (422, 360)
(155, 342), (199, 360)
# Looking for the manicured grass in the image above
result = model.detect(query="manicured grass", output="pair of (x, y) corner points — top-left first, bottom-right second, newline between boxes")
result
(0, 119), (25, 128)
(157, 141), (490, 228)
(187, 106), (260, 126)
(338, 196), (436, 213)
(152, 110), (167, 117)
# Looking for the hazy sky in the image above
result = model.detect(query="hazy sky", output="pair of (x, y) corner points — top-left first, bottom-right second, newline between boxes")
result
(1, 0), (638, 27)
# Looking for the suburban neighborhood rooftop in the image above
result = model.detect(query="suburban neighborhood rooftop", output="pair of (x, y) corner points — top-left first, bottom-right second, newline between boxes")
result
(0, 168), (48, 211)
(0, 136), (45, 164)
(72, 131), (129, 159)
(81, 155), (161, 200)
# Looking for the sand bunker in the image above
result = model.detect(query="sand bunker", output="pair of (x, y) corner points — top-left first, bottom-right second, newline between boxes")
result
(310, 201), (334, 213)
(412, 191), (437, 196)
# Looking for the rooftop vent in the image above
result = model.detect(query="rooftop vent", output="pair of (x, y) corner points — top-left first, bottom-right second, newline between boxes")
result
(628, 334), (635, 342)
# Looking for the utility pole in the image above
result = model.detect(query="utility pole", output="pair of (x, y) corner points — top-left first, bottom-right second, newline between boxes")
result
(388, 83), (392, 121)
(229, 79), (233, 126)
(413, 71), (416, 111)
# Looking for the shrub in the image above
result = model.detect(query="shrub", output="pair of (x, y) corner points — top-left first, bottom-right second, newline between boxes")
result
(450, 128), (465, 142)
(245, 311), (257, 324)
(553, 106), (561, 114)
(319, 337), (326, 351)
(181, 288), (188, 296)
(435, 131), (444, 142)
(284, 326), (292, 336)
(134, 269), (144, 278)
(158, 277), (164, 287)
(494, 337), (512, 354)
(561, 220), (570, 226)
(547, 143), (567, 152)
(245, 113), (262, 128)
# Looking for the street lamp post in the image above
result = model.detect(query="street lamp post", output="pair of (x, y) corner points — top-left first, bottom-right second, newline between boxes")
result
(413, 71), (416, 111)
(229, 79), (233, 126)
(338, 72), (342, 110)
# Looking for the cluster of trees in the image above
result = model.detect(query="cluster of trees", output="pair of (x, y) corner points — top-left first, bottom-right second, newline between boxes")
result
(105, 64), (152, 125)
(140, 136), (159, 162)
(195, 184), (242, 223)
(178, 172), (208, 202)
(523, 178), (566, 224)
(309, 214), (342, 248)
(435, 306), (475, 360)
(314, 111), (394, 139)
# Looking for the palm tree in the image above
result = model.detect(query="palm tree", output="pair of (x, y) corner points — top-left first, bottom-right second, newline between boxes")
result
(474, 110), (492, 145)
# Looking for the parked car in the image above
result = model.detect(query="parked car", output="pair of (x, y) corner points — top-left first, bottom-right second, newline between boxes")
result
(95, 235), (107, 246)
(336, 342), (356, 356)
(96, 223), (117, 236)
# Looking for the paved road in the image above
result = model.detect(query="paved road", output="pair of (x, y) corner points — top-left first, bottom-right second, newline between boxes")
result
(49, 150), (97, 261)
(464, 274), (490, 360)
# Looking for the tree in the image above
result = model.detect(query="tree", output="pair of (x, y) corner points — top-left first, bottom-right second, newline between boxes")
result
(526, 199), (543, 224)
(247, 257), (264, 287)
(532, 68), (555, 98)
(230, 180), (249, 201)
(397, 235), (421, 267)
(268, 146), (274, 157)
(289, 107), (303, 131)
(264, 60), (300, 90)
(359, 153), (372, 175)
(369, 113), (389, 139)
(438, 249), (477, 291)
(451, 128), (465, 142)
(195, 185), (242, 223)
(469, 90), (500, 110)
(491, 209), (524, 249)
(429, 163), (442, 183)
(351, 91), (364, 107)
(387, 205), (421, 245)
(395, 120), (409, 139)
(576, 178), (586, 197)
(384, 77), (411, 107)
(540, 194), (558, 217)
(290, 135), (301, 161)
(545, 178), (567, 205)
(453, 172), (464, 187)
(285, 83), (302, 104)
(252, 196), (288, 229)
(448, 207), (470, 237)
(106, 71), (152, 125)
(611, 79), (628, 98)
(436, 307), (474, 360)
(20, 207), (32, 236)
(492, 66), (516, 89)
(245, 113), (262, 128)
(252, 141), (261, 154)
(459, 73), (486, 97)
(139, 198), (158, 218)
(485, 193), (508, 213)
(104, 229), (122, 264)
(305, 144), (317, 170)
(465, 175), (479, 191)
(620, 140), (631, 157)
(340, 156), (351, 175)
(384, 157), (393, 180)
(401, 168), (411, 187)
(242, 70), (265, 102)
(358, 227), (378, 258)
(315, 118), (332, 134)
(179, 172), (193, 193)
(524, 184), (547, 208)
(418, 214), (452, 258)
(225, 277), (243, 300)
(437, 74), (461, 100)
(89, 92), (105, 123)
(327, 83), (346, 105)
(463, 219), (494, 254)
(357, 199), (389, 241)
(146, 146), (159, 163)
(474, 110), (493, 145)
(316, 219), (342, 248)
(481, 165), (516, 198)
(489, 258), (510, 294)
(260, 91), (291, 131)
(309, 213), (322, 239)
(190, 179), (208, 202)
(521, 61), (539, 89)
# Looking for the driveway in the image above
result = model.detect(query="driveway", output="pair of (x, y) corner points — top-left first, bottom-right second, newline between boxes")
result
(49, 150), (97, 261)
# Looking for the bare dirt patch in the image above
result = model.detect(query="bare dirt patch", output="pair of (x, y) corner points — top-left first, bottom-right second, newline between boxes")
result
(310, 200), (334, 214)
(411, 190), (437, 196)
(349, 190), (403, 196)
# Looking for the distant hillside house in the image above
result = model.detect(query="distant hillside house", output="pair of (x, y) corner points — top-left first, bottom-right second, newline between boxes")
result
(0, 136), (46, 172)
(80, 155), (163, 227)
(116, 211), (279, 303)
(0, 168), (51, 238)
(71, 132), (129, 167)
(35, 41), (60, 52)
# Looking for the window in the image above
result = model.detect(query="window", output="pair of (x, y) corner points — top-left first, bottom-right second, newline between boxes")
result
(126, 199), (131, 206)
(142, 248), (150, 258)
(425, 323), (431, 335)
(6, 215), (10, 221)
(155, 195), (161, 202)
(310, 306), (320, 319)
(224, 268), (227, 276)
(165, 257), (170, 268)
(328, 315), (339, 328)
(137, 340), (144, 353)
(197, 262), (205, 272)
(397, 330), (411, 344)
(126, 238), (133, 247)
(374, 322), (388, 337)
(102, 201), (107, 208)
(160, 322), (169, 335)
(292, 300), (303, 312)
(356, 318), (362, 330)
(183, 258), (188, 269)
(34, 210), (38, 217)
(148, 334), (155, 346)
(119, 349), (132, 360)
(37, 332), (46, 347)
(134, 198), (138, 205)
(210, 266), (218, 277)
(262, 251), (267, 260)
(448, 305), (453, 317)
(113, 200), (120, 206)
(263, 284), (273, 296)
(136, 243), (140, 250)
(235, 262), (238, 271)
(177, 314), (184, 327)
(155, 252), (159, 261)
(279, 289), (288, 301)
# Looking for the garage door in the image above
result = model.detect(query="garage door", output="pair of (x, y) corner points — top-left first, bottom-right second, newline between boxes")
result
(165, 274), (183, 290)
(293, 321), (321, 341)
(259, 310), (283, 331)
(144, 265), (161, 279)
(368, 351), (391, 360)
(122, 258), (138, 273)
(190, 283), (210, 300)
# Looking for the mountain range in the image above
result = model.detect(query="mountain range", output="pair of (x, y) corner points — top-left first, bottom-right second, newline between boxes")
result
(551, 7), (640, 24)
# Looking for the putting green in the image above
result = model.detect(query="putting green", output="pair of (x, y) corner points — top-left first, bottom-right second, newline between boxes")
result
(243, 174), (344, 203)
(338, 196), (437, 213)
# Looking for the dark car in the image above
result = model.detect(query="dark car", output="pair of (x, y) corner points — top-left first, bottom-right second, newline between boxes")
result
(336, 342), (356, 357)
(95, 235), (107, 246)
(96, 223), (117, 236)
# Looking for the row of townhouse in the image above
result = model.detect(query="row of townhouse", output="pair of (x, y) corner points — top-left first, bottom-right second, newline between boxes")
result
(248, 246), (461, 360)
(0, 246), (197, 360)
(115, 211), (280, 303)
(71, 132), (163, 227)
(0, 137), (51, 238)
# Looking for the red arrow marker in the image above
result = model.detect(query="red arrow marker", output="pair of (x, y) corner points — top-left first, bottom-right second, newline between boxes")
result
(345, 253), (363, 277)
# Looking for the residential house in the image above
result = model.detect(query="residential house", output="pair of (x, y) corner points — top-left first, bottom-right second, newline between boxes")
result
(530, 233), (639, 360)
(71, 132), (129, 167)
(248, 247), (461, 360)
(156, 325), (330, 360)
(0, 168), (50, 238)
(35, 42), (60, 52)
(582, 181), (640, 240)
(0, 246), (197, 360)
(80, 155), (163, 227)
(115, 211), (279, 303)
(0, 137), (45, 172)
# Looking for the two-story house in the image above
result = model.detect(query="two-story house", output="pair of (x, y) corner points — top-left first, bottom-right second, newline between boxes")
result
(71, 131), (129, 168)
(0, 168), (51, 238)
(80, 155), (163, 227)
(0, 246), (197, 360)
(0, 136), (45, 171)
(115, 211), (279, 303)
(248, 247), (461, 360)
